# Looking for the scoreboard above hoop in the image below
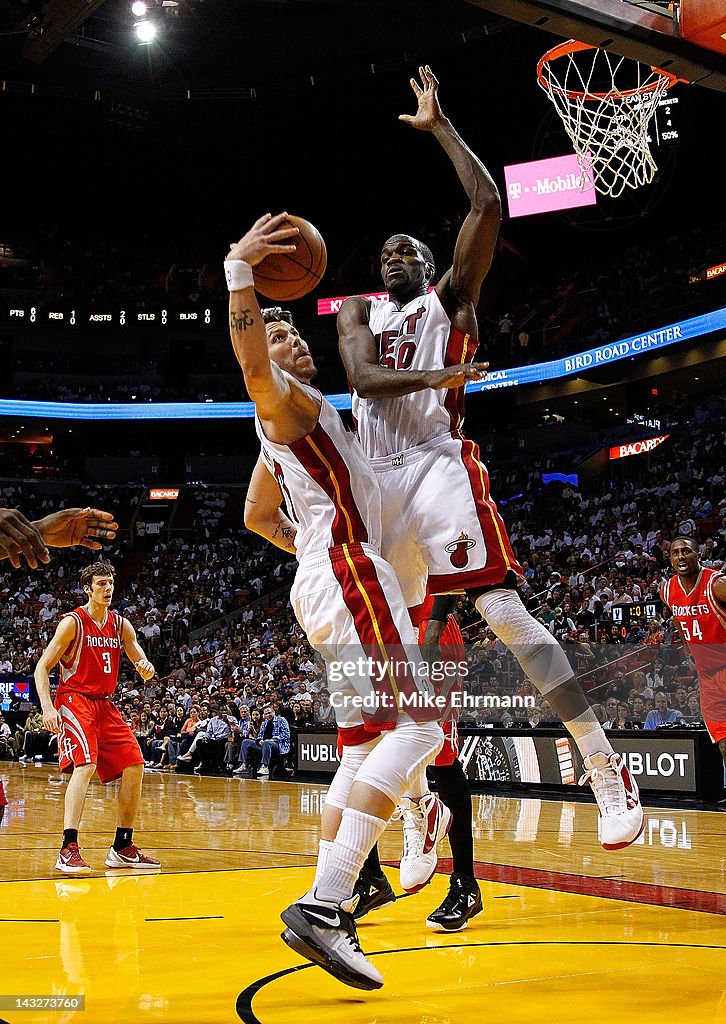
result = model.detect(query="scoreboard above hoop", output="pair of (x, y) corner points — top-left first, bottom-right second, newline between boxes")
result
(5, 306), (218, 327)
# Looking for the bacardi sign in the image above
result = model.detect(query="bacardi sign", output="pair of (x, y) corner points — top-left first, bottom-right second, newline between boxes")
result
(609, 435), (670, 461)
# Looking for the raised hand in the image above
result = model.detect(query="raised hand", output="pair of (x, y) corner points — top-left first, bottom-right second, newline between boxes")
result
(398, 65), (445, 132)
(226, 213), (299, 267)
(35, 507), (119, 551)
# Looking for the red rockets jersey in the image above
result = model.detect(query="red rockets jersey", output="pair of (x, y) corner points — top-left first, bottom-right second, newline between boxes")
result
(57, 606), (125, 697)
(662, 568), (726, 676)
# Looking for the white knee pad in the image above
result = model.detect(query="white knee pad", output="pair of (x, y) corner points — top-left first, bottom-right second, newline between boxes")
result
(352, 719), (443, 805)
(474, 589), (573, 696)
(325, 738), (379, 811)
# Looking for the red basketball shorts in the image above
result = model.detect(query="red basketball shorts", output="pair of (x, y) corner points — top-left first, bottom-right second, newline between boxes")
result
(699, 667), (726, 745)
(56, 692), (143, 783)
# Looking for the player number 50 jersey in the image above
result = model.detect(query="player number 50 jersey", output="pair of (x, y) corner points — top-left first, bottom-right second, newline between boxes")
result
(352, 289), (478, 459)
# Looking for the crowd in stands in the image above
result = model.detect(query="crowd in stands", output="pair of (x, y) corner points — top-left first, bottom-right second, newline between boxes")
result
(1, 381), (723, 774)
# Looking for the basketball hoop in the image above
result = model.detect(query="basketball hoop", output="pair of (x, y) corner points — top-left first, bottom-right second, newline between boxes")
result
(536, 40), (682, 198)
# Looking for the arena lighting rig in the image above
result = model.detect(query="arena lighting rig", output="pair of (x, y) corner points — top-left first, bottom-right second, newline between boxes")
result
(21, 0), (107, 63)
(1, 305), (724, 420)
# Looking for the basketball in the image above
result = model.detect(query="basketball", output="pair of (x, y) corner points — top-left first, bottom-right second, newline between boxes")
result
(253, 214), (327, 302)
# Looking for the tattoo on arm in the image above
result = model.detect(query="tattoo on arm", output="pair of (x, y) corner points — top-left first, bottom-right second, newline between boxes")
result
(273, 523), (295, 542)
(230, 309), (255, 332)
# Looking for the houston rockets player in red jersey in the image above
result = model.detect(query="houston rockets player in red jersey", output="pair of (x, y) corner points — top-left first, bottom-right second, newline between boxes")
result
(661, 536), (726, 770)
(35, 561), (161, 875)
(341, 67), (644, 931)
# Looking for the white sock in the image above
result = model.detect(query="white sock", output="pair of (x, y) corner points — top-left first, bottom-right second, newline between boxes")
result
(565, 708), (614, 759)
(313, 839), (335, 889)
(315, 808), (387, 906)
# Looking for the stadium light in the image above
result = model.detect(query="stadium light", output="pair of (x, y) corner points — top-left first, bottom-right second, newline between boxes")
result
(131, 1), (147, 16)
(135, 20), (157, 43)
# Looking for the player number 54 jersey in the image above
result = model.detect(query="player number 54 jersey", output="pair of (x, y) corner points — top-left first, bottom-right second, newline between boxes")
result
(662, 568), (726, 675)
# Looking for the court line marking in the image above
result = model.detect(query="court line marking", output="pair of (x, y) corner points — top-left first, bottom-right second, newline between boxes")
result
(145, 915), (224, 921)
(235, 940), (726, 1024)
(452, 858), (726, 916)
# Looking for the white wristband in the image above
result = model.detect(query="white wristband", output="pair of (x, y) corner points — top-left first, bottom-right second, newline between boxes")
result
(224, 259), (254, 291)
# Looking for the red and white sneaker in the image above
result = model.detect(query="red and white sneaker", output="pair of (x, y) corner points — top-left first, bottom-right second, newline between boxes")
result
(396, 793), (452, 893)
(55, 842), (92, 875)
(579, 751), (644, 850)
(104, 844), (161, 870)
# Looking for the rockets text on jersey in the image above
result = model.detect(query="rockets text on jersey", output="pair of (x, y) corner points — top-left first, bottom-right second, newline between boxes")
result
(663, 568), (726, 674)
(57, 607), (124, 698)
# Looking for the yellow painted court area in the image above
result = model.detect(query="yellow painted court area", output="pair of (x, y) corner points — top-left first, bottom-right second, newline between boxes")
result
(1, 766), (725, 1024)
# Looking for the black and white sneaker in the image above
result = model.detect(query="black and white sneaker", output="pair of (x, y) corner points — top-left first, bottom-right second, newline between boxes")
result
(426, 873), (483, 933)
(352, 867), (396, 921)
(280, 890), (384, 990)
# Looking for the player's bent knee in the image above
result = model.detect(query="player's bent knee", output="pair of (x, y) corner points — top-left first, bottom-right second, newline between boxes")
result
(325, 739), (378, 810)
(474, 588), (573, 694)
(353, 721), (443, 806)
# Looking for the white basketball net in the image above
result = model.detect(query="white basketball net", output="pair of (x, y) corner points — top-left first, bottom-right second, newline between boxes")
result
(538, 44), (674, 198)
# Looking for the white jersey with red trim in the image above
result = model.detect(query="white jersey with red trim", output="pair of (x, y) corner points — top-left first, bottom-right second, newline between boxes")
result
(662, 568), (726, 676)
(255, 384), (382, 560)
(57, 606), (124, 697)
(352, 290), (476, 459)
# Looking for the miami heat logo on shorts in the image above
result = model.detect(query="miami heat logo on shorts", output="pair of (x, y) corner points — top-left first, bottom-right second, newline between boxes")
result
(445, 531), (477, 569)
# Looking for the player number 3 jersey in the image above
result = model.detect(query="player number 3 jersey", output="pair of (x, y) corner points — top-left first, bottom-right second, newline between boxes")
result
(57, 607), (125, 698)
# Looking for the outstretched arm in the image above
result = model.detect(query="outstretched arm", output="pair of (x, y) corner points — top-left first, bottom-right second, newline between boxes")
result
(227, 213), (321, 441)
(337, 296), (487, 400)
(400, 66), (501, 306)
(34, 507), (119, 551)
(244, 456), (298, 555)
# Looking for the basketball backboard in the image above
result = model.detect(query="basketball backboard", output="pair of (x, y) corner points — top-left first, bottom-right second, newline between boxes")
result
(464, 0), (726, 91)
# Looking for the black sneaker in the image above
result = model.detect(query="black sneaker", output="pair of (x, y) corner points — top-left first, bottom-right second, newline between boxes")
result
(352, 867), (396, 920)
(280, 892), (384, 990)
(426, 873), (482, 932)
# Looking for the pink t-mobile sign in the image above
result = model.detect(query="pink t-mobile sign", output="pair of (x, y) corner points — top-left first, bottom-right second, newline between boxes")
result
(504, 153), (596, 218)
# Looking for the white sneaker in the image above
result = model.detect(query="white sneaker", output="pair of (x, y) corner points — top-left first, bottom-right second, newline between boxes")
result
(579, 751), (644, 850)
(280, 890), (384, 990)
(396, 793), (452, 893)
(257, 765), (269, 776)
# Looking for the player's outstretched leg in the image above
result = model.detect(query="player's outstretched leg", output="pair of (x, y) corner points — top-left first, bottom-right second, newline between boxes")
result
(473, 588), (644, 849)
(280, 719), (443, 990)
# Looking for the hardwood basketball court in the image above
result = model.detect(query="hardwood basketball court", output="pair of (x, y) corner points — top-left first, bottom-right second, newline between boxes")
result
(1, 765), (724, 1024)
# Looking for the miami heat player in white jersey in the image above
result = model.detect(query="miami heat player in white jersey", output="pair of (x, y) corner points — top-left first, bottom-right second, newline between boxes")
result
(348, 287), (521, 612)
(254, 385), (437, 734)
(256, 383), (382, 559)
(353, 290), (475, 459)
